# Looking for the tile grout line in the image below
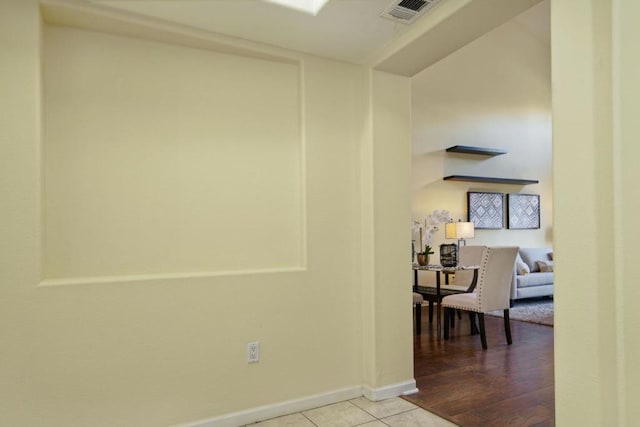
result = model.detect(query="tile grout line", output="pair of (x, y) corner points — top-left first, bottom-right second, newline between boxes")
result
(348, 399), (430, 426)
(345, 400), (377, 426)
(347, 400), (378, 422)
(247, 397), (452, 426)
(300, 411), (319, 426)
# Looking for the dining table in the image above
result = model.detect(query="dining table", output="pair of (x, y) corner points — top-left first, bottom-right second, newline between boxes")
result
(413, 263), (479, 339)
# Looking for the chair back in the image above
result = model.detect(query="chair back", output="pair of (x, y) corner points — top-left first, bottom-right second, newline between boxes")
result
(476, 247), (519, 312)
(454, 245), (487, 289)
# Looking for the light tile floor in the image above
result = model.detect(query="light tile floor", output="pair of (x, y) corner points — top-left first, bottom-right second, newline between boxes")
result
(244, 397), (457, 427)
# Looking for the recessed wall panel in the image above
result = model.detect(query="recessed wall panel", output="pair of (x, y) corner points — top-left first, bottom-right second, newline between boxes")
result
(43, 26), (303, 280)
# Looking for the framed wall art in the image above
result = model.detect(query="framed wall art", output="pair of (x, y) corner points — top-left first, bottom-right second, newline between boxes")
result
(507, 193), (540, 229)
(467, 191), (504, 229)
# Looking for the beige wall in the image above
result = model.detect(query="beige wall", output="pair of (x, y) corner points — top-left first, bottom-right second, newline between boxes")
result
(617, 1), (640, 421)
(8, 0), (640, 425)
(370, 70), (413, 388)
(0, 1), (412, 426)
(411, 2), (552, 261)
(553, 0), (640, 424)
(43, 26), (303, 280)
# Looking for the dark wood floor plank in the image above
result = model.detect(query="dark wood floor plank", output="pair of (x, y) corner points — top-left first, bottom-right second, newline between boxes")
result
(450, 386), (555, 427)
(405, 309), (555, 426)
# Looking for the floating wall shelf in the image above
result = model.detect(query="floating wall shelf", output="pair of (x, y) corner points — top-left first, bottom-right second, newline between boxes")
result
(443, 175), (539, 185)
(446, 145), (507, 156)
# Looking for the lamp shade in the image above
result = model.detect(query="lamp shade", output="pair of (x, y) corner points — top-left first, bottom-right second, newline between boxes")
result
(445, 221), (475, 240)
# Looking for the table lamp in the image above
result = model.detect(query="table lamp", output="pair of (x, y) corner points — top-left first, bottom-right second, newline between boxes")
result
(445, 220), (475, 263)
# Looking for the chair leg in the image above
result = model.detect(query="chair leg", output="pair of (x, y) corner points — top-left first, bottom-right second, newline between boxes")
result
(478, 313), (487, 350)
(504, 308), (512, 345)
(469, 312), (478, 335)
(457, 309), (462, 320)
(444, 308), (450, 339)
(428, 301), (434, 324)
(450, 308), (455, 328)
(415, 303), (422, 335)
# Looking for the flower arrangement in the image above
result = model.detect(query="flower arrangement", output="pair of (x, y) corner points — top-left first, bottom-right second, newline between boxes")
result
(413, 209), (452, 257)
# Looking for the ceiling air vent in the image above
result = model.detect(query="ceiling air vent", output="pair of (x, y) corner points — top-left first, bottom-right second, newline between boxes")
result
(381, 0), (441, 24)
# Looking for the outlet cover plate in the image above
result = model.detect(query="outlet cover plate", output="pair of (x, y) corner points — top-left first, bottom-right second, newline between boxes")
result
(248, 341), (259, 363)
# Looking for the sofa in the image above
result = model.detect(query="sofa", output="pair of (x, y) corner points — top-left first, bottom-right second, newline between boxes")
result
(511, 247), (554, 302)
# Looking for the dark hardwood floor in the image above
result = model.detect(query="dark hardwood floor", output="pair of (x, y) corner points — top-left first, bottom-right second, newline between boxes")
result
(404, 310), (555, 426)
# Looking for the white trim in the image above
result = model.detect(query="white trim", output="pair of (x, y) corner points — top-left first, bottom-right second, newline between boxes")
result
(362, 379), (418, 401)
(38, 267), (306, 287)
(176, 380), (418, 427)
(176, 386), (363, 427)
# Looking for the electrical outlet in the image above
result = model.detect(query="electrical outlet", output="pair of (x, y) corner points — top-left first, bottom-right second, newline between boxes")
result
(247, 341), (259, 363)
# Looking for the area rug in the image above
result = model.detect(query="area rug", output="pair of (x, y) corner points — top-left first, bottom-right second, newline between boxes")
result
(488, 298), (554, 326)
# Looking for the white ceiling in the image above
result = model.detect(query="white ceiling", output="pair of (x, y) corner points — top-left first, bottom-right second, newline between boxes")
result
(513, 0), (550, 46)
(77, 0), (550, 73)
(91, 0), (420, 64)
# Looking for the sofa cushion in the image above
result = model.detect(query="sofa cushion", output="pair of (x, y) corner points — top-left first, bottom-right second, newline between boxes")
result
(515, 253), (530, 275)
(537, 260), (554, 272)
(516, 272), (554, 288)
(519, 247), (553, 273)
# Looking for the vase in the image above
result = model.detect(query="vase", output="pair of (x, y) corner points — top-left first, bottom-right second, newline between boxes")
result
(416, 254), (430, 266)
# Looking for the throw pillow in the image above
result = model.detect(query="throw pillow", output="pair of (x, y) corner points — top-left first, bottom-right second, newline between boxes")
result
(537, 260), (554, 272)
(515, 253), (530, 275)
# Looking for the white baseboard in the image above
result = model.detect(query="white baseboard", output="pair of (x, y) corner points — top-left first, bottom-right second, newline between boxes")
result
(362, 379), (418, 401)
(178, 379), (417, 427)
(178, 386), (363, 427)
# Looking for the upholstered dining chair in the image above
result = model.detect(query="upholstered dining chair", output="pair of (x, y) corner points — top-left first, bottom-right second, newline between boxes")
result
(442, 246), (519, 350)
(421, 245), (487, 324)
(452, 245), (486, 290)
